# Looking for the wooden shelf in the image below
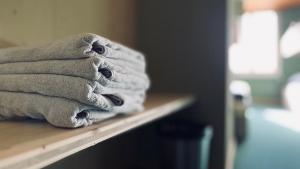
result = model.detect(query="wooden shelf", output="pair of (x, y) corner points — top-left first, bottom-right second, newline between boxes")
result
(0, 94), (195, 169)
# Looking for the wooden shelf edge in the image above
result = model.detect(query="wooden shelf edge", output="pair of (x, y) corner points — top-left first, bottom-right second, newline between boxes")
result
(0, 95), (195, 169)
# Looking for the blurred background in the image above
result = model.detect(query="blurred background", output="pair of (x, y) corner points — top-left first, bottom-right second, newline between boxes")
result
(229, 0), (300, 169)
(1, 0), (300, 169)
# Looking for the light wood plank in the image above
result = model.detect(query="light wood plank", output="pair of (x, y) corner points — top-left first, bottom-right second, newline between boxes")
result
(243, 0), (300, 12)
(0, 94), (194, 169)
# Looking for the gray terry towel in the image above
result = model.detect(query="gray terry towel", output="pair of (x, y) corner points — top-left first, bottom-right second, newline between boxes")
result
(0, 57), (150, 87)
(0, 74), (146, 111)
(109, 42), (145, 62)
(0, 33), (145, 71)
(0, 91), (123, 128)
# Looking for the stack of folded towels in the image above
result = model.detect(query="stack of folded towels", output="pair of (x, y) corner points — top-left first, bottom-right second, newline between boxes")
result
(0, 33), (150, 128)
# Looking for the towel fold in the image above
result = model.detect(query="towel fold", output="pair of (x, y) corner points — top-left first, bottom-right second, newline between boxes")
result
(0, 74), (146, 111)
(0, 33), (145, 70)
(0, 57), (149, 87)
(0, 91), (123, 128)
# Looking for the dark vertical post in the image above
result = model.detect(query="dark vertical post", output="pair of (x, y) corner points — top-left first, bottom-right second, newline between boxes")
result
(138, 1), (227, 169)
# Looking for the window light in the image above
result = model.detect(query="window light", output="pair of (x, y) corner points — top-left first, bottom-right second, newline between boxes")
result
(229, 11), (279, 77)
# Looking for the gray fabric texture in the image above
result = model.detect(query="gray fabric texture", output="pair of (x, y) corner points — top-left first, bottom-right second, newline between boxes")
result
(0, 74), (145, 111)
(0, 91), (120, 128)
(0, 33), (150, 128)
(0, 33), (145, 69)
(0, 57), (148, 82)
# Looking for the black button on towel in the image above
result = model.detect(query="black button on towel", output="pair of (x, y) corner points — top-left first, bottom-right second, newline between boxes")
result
(92, 43), (106, 55)
(76, 110), (88, 119)
(103, 94), (124, 106)
(98, 68), (112, 78)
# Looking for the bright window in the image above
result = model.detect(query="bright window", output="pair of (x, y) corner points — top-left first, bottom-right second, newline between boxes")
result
(229, 11), (279, 77)
(281, 22), (300, 58)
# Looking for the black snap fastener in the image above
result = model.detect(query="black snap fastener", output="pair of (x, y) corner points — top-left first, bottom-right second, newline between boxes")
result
(98, 68), (112, 78)
(92, 43), (105, 55)
(76, 110), (88, 119)
(103, 94), (124, 106)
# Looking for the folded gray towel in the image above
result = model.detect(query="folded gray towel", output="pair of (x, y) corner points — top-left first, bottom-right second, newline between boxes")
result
(0, 91), (122, 128)
(0, 33), (145, 71)
(0, 74), (145, 111)
(0, 57), (149, 87)
(0, 33), (150, 128)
